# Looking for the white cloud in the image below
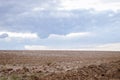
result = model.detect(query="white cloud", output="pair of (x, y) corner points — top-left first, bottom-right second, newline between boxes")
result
(17, 0), (120, 18)
(25, 43), (120, 51)
(18, 0), (120, 18)
(82, 43), (120, 51)
(48, 32), (91, 39)
(32, 7), (45, 12)
(58, 0), (120, 12)
(49, 11), (75, 18)
(24, 45), (51, 50)
(95, 43), (120, 51)
(0, 31), (39, 39)
(24, 45), (80, 50)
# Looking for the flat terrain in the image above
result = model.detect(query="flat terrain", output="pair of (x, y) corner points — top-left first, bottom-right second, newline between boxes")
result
(0, 50), (120, 80)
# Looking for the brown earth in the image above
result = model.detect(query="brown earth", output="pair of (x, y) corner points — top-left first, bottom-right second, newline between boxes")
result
(0, 50), (120, 80)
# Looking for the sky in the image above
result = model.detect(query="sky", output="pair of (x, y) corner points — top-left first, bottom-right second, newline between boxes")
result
(0, 0), (120, 50)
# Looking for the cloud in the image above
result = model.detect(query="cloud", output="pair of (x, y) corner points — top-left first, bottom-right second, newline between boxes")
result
(81, 43), (120, 51)
(95, 43), (120, 51)
(48, 32), (91, 39)
(0, 0), (120, 38)
(0, 31), (39, 39)
(25, 43), (120, 51)
(58, 0), (120, 12)
(24, 45), (51, 50)
(0, 33), (8, 38)
(0, 0), (120, 50)
(24, 45), (80, 50)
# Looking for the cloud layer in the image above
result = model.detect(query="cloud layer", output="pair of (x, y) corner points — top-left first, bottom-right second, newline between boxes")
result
(0, 0), (120, 50)
(59, 0), (120, 11)
(48, 32), (91, 39)
(25, 43), (120, 51)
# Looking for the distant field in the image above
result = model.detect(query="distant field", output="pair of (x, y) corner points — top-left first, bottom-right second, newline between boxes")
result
(0, 50), (120, 80)
(0, 50), (120, 65)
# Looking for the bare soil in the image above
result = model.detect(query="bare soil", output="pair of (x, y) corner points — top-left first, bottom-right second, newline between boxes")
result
(0, 50), (120, 80)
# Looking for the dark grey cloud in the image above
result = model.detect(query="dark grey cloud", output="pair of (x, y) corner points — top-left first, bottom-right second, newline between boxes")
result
(0, 33), (8, 38)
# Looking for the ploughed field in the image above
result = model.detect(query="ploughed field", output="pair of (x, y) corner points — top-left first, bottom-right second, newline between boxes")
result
(0, 50), (120, 80)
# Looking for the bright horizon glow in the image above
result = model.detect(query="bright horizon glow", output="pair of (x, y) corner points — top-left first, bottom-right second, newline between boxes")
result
(24, 43), (120, 51)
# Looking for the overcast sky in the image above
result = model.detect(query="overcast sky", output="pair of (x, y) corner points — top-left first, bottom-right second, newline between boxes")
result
(0, 0), (120, 50)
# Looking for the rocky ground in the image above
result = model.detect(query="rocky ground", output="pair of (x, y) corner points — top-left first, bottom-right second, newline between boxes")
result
(43, 60), (120, 80)
(0, 60), (120, 80)
(0, 51), (120, 80)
